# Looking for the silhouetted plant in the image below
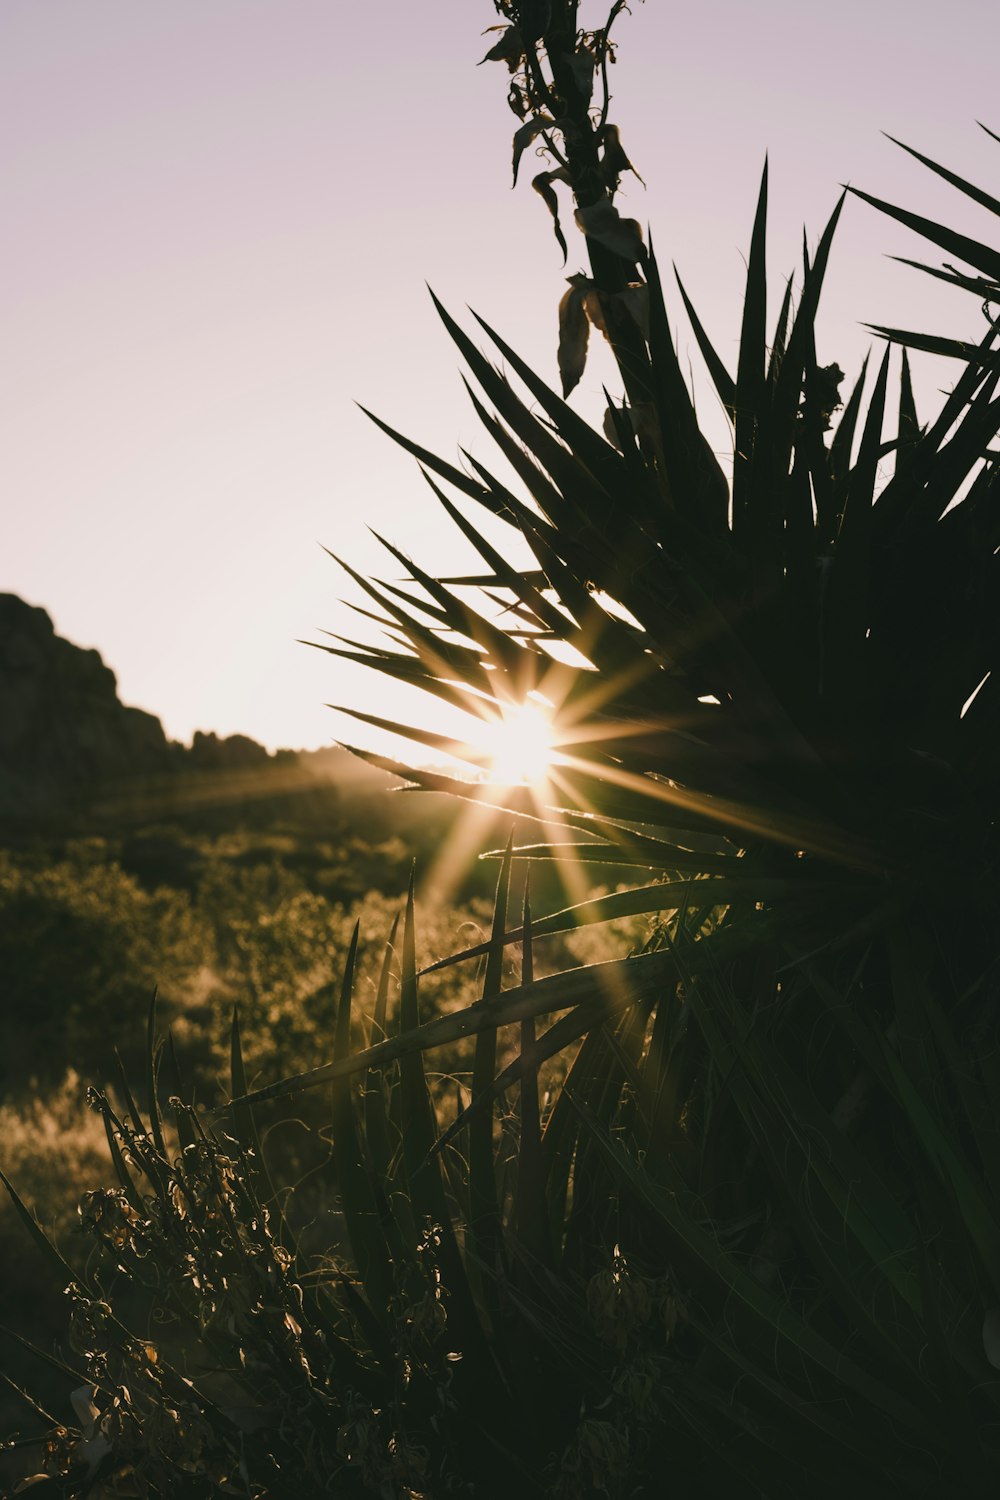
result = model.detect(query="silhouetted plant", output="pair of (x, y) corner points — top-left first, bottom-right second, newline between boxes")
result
(4, 4), (1000, 1495)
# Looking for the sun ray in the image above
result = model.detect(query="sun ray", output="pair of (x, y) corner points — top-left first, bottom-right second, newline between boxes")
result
(424, 799), (503, 907)
(550, 751), (877, 870)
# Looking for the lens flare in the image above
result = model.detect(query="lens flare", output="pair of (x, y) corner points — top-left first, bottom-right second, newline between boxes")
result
(481, 700), (554, 786)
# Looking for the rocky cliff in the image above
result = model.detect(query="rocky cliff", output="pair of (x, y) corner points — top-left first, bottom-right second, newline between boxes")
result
(0, 594), (180, 822)
(0, 594), (388, 829)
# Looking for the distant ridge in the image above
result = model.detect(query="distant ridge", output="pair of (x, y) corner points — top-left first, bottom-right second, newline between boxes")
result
(0, 593), (392, 829)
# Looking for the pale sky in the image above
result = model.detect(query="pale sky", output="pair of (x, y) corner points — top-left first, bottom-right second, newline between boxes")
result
(4, 1), (997, 755)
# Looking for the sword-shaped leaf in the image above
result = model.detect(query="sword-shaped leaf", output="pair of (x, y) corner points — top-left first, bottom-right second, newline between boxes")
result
(733, 161), (769, 541)
(847, 185), (1000, 284)
(884, 135), (1000, 219)
(890, 255), (1000, 300)
(865, 325), (1000, 367)
(673, 267), (736, 412)
(420, 876), (846, 974)
(358, 402), (492, 506)
(146, 988), (167, 1158)
(513, 881), (549, 1264)
(233, 950), (674, 1106)
(645, 246), (731, 534)
(471, 309), (643, 517)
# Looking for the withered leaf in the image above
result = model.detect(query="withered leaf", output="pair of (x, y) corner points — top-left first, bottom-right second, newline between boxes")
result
(568, 276), (624, 344)
(558, 276), (590, 398)
(575, 197), (646, 265)
(508, 81), (530, 119)
(582, 283), (609, 337)
(70, 1385), (101, 1436)
(533, 170), (570, 263)
(599, 124), (645, 189)
(559, 272), (611, 341)
(479, 25), (524, 72)
(512, 116), (554, 186)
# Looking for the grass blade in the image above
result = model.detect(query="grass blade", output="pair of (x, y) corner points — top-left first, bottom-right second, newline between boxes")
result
(331, 920), (394, 1319)
(235, 949), (674, 1105)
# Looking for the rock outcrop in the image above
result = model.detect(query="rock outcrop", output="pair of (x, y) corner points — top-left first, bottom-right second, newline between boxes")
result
(0, 593), (392, 830)
(0, 594), (178, 822)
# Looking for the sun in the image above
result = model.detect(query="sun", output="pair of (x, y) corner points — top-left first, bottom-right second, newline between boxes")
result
(479, 699), (555, 786)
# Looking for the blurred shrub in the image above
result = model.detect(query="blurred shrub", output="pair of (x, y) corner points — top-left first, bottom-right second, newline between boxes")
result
(189, 862), (496, 1089)
(0, 850), (209, 1089)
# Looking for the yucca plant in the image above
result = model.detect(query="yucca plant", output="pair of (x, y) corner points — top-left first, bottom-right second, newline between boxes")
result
(5, 3), (1000, 1495)
(248, 2), (1000, 1487)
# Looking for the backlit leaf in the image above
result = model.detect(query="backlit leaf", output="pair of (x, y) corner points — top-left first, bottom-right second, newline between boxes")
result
(557, 276), (590, 396)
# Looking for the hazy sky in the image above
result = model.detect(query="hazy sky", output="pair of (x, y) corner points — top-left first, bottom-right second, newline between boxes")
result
(4, 1), (997, 754)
